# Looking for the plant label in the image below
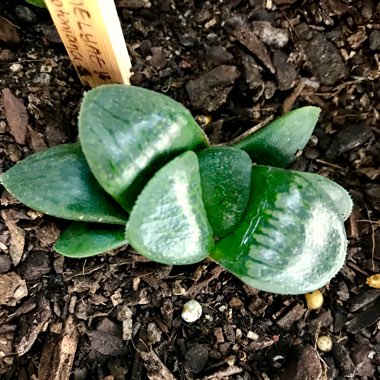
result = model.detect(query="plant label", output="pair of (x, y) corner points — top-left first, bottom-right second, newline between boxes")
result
(45, 0), (132, 87)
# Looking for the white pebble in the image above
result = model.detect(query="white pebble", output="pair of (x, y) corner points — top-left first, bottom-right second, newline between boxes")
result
(181, 300), (202, 323)
(10, 63), (23, 72)
(317, 335), (333, 352)
(247, 331), (259, 340)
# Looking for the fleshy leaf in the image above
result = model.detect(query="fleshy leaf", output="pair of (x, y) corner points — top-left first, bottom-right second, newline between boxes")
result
(79, 85), (209, 211)
(25, 0), (46, 7)
(211, 165), (347, 294)
(296, 172), (353, 221)
(127, 151), (214, 265)
(234, 106), (320, 167)
(0, 144), (128, 224)
(54, 222), (127, 258)
(197, 147), (252, 237)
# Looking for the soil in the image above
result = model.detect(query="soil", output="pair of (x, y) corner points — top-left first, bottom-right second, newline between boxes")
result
(0, 0), (380, 379)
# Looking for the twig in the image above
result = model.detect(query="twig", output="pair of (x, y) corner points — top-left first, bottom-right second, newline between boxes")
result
(0, 15), (21, 29)
(315, 159), (345, 171)
(201, 365), (243, 379)
(217, 115), (274, 147)
(363, 201), (377, 271)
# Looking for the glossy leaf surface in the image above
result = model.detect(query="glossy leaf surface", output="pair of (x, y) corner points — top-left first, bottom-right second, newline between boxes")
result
(127, 151), (214, 265)
(54, 222), (127, 258)
(79, 85), (209, 211)
(25, 0), (46, 7)
(0, 144), (128, 224)
(296, 172), (353, 221)
(198, 147), (252, 237)
(211, 166), (347, 294)
(234, 107), (320, 167)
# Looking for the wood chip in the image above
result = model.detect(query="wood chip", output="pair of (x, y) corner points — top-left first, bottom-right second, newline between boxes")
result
(349, 289), (380, 312)
(116, 304), (133, 341)
(276, 303), (306, 330)
(87, 330), (123, 356)
(282, 79), (306, 114)
(38, 315), (79, 380)
(251, 21), (289, 48)
(0, 272), (27, 306)
(0, 324), (16, 358)
(226, 16), (275, 74)
(0, 17), (21, 45)
(140, 350), (177, 380)
(117, 0), (151, 9)
(245, 336), (277, 351)
(200, 365), (243, 379)
(17, 251), (52, 281)
(1, 209), (25, 266)
(15, 295), (52, 356)
(187, 265), (224, 297)
(186, 65), (240, 112)
(28, 126), (47, 152)
(2, 88), (28, 145)
(345, 300), (380, 333)
(332, 343), (357, 378)
(281, 345), (324, 380)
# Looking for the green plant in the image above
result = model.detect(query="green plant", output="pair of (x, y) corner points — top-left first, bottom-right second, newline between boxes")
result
(25, 0), (46, 8)
(0, 85), (352, 294)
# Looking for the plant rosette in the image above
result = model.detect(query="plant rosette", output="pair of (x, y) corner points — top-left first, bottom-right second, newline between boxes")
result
(0, 85), (353, 295)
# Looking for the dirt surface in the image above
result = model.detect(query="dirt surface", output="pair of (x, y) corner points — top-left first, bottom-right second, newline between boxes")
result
(1, 0), (380, 379)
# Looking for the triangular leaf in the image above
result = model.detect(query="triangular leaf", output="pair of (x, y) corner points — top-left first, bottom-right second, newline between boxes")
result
(198, 147), (252, 237)
(0, 144), (128, 224)
(127, 151), (214, 265)
(79, 85), (209, 211)
(54, 222), (127, 258)
(234, 107), (320, 167)
(211, 165), (347, 294)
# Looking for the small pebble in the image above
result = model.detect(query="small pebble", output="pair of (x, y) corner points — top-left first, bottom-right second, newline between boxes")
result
(304, 290), (324, 310)
(10, 63), (23, 72)
(317, 335), (333, 352)
(181, 300), (202, 323)
(366, 274), (380, 289)
(247, 331), (259, 340)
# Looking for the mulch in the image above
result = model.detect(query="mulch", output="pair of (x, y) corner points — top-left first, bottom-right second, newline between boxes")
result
(0, 0), (379, 379)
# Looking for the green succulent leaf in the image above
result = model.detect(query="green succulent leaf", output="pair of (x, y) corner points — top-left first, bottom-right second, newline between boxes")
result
(127, 151), (214, 265)
(54, 222), (128, 258)
(79, 85), (210, 212)
(25, 0), (46, 7)
(197, 147), (252, 237)
(296, 172), (353, 221)
(0, 144), (128, 224)
(234, 106), (320, 167)
(211, 165), (347, 294)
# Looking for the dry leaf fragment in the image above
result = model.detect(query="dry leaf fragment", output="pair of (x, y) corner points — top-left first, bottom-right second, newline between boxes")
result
(38, 315), (79, 380)
(2, 89), (29, 145)
(0, 272), (28, 306)
(140, 350), (177, 380)
(225, 16), (275, 74)
(15, 295), (52, 355)
(1, 210), (25, 266)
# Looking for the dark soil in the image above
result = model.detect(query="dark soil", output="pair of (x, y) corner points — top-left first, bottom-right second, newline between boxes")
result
(1, 0), (380, 379)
